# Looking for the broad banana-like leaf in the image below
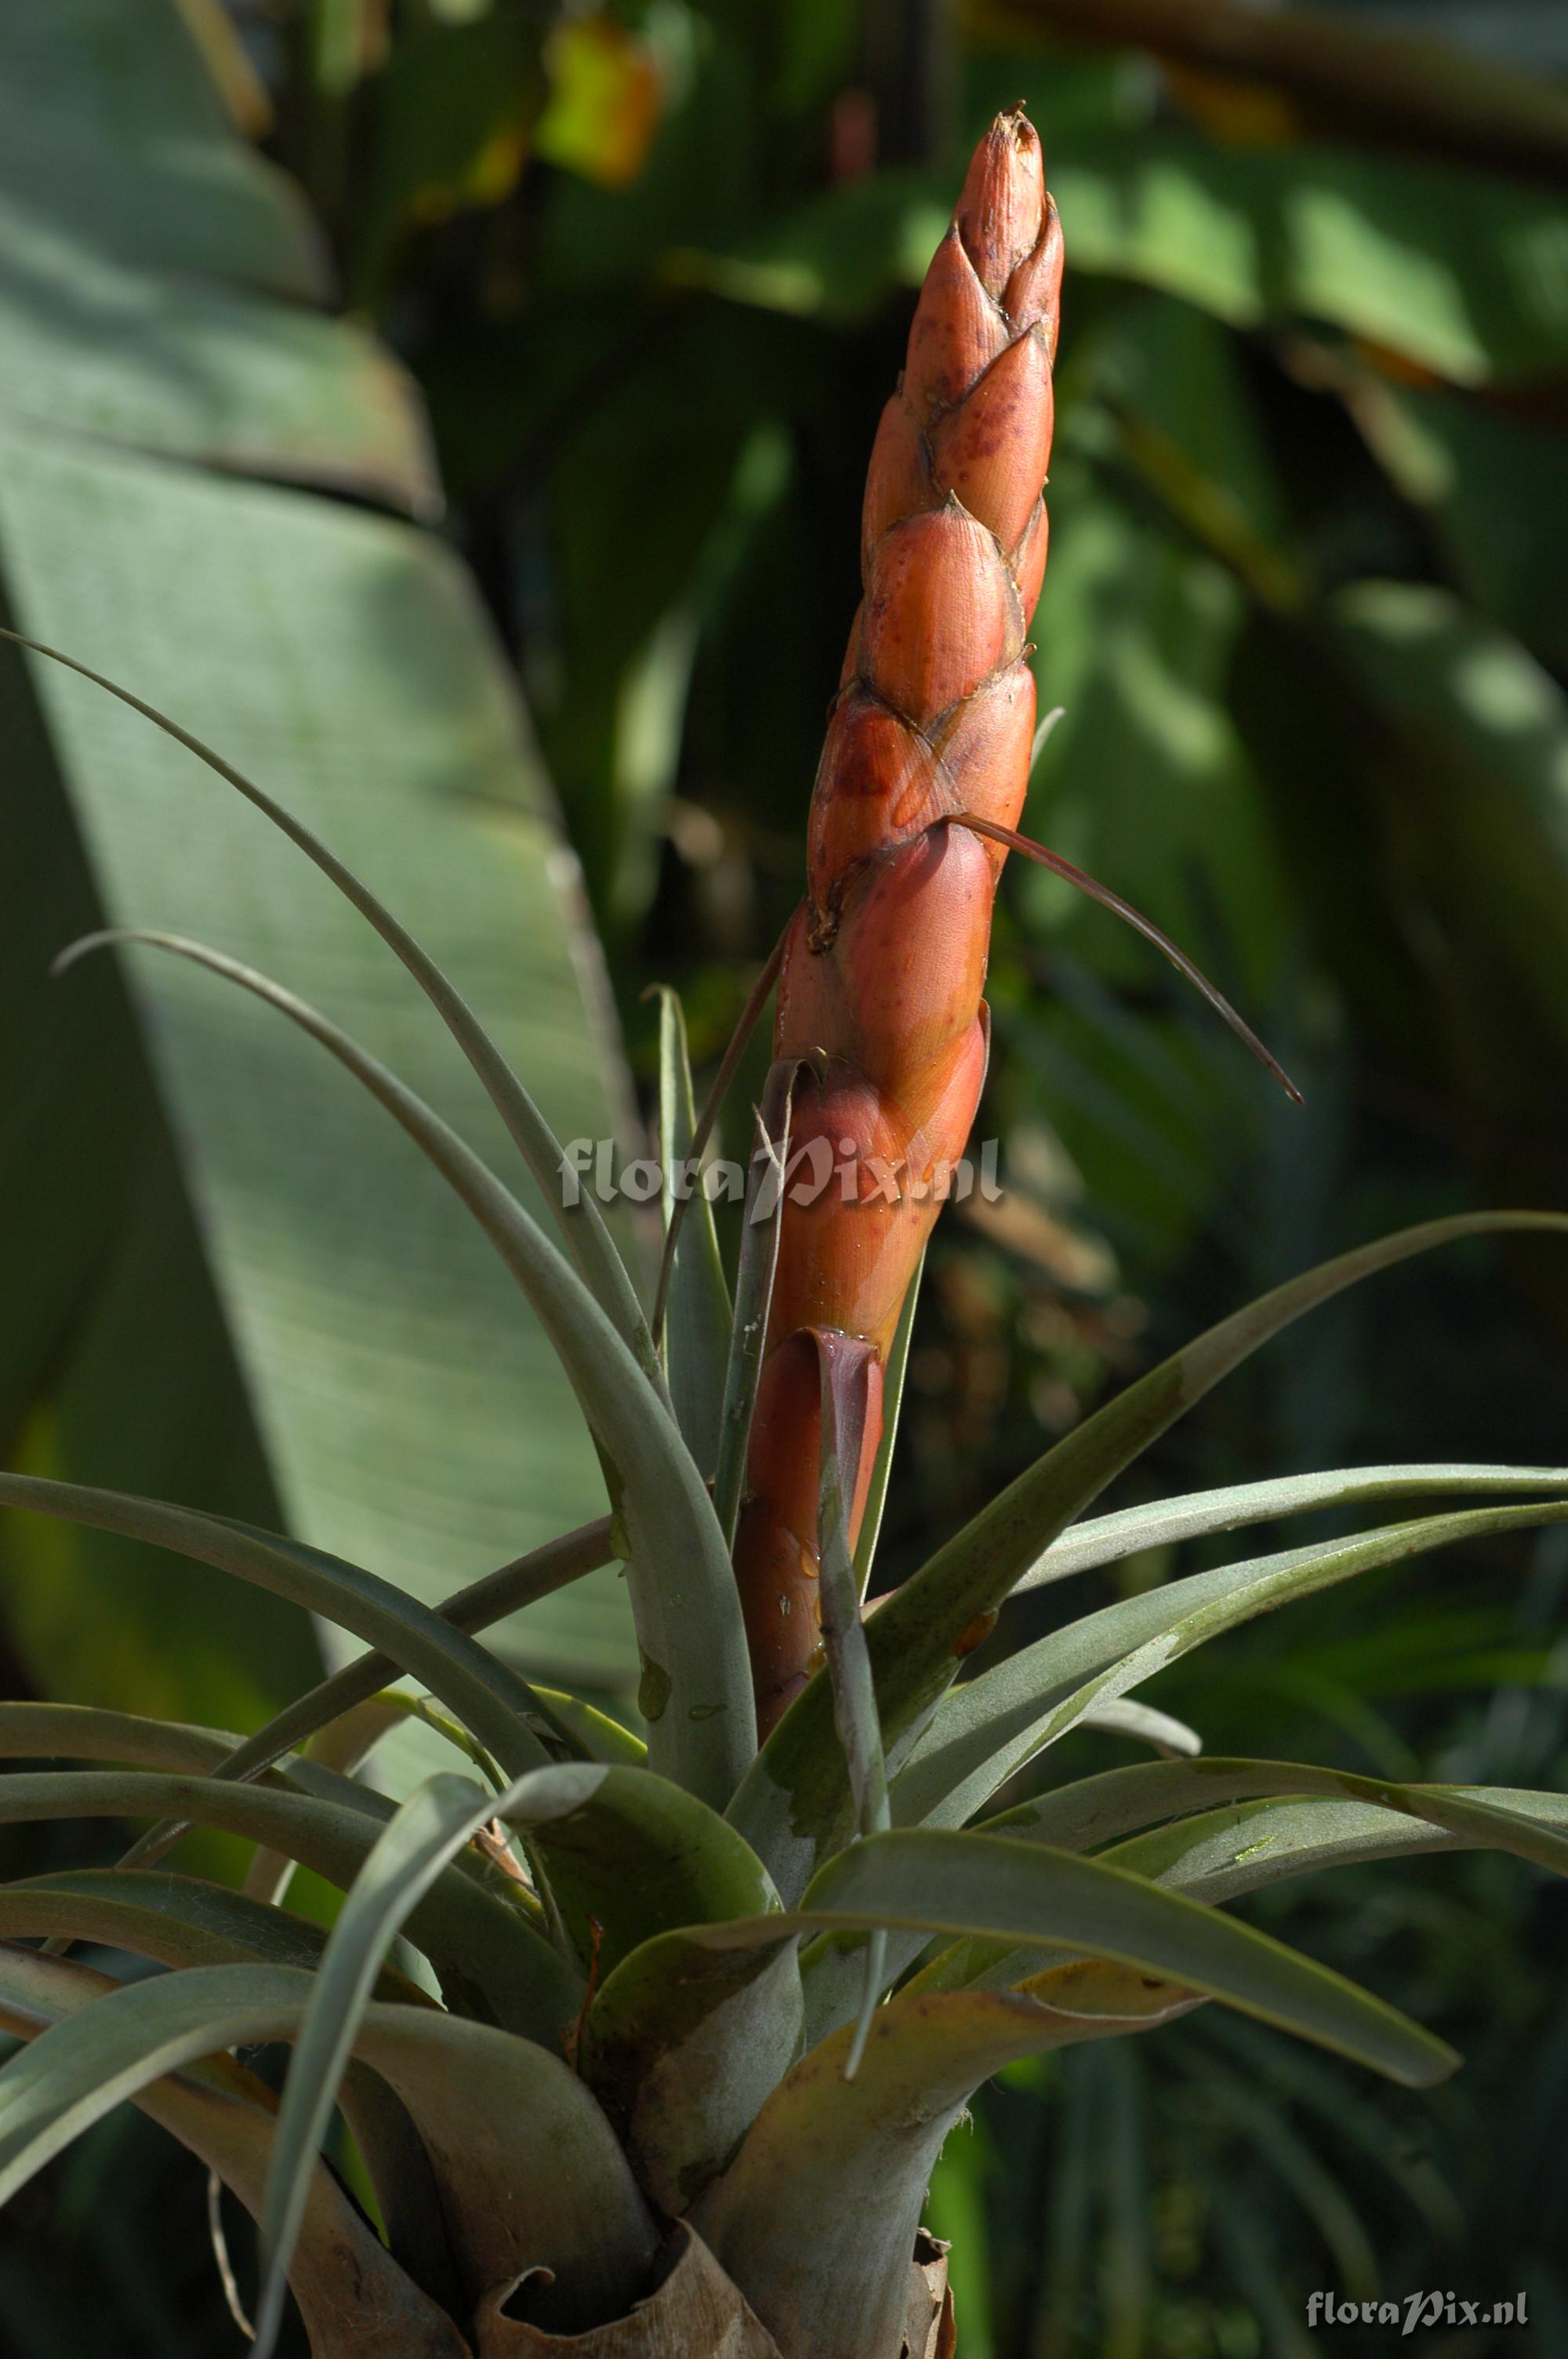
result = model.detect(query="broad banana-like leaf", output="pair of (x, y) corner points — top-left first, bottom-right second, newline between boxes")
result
(728, 1212), (1568, 1901)
(894, 1497), (1568, 1832)
(1021, 1461), (1568, 1590)
(0, 0), (639, 1696)
(0, 1769), (572, 2037)
(0, 1947), (468, 2358)
(0, 1961), (659, 2339)
(692, 1967), (1199, 2359)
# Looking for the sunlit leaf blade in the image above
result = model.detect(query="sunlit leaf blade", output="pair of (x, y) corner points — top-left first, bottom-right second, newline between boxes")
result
(0, 1949), (468, 2359)
(0, 0), (639, 1687)
(894, 1499), (1568, 1834)
(0, 1768), (572, 2037)
(807, 1833), (1454, 2082)
(728, 1212), (1568, 1902)
(0, 1960), (659, 2337)
(1078, 1698), (1202, 1757)
(5, 629), (653, 1384)
(530, 1685), (646, 1766)
(633, 1828), (1456, 2081)
(653, 985), (731, 1476)
(0, 1468), (558, 1783)
(1023, 1461), (1568, 1590)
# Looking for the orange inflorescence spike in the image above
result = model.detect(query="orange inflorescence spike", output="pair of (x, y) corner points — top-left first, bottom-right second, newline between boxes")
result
(733, 109), (1062, 1732)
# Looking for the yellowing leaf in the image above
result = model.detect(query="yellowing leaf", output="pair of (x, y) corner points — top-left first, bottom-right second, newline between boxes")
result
(534, 15), (664, 191)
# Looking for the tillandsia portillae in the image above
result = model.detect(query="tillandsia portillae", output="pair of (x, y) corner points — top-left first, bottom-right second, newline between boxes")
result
(2, 111), (1568, 2359)
(731, 108), (1296, 1737)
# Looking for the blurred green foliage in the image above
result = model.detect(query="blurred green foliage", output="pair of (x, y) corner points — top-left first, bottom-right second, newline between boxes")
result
(2, 0), (1568, 2350)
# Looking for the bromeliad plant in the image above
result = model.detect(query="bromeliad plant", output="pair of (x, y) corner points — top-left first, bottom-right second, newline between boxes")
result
(2, 110), (1566, 2359)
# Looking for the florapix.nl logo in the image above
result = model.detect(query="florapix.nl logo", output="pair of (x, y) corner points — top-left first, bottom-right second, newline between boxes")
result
(1307, 2291), (1529, 2335)
(557, 1134), (1004, 1216)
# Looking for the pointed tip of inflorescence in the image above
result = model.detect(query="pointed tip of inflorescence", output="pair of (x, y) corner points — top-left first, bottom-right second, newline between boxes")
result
(955, 108), (1047, 301)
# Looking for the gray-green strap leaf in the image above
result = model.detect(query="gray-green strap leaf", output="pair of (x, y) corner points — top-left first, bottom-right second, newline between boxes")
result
(727, 1212), (1568, 1903)
(1022, 1461), (1568, 1591)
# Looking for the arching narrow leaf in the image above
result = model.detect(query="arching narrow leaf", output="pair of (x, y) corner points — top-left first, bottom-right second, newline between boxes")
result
(0, 1961), (658, 2339)
(119, 1514), (617, 1881)
(46, 928), (753, 1805)
(0, 1867), (456, 2305)
(1110, 1786), (1568, 1907)
(615, 1823), (1456, 2110)
(892, 1498), (1568, 1834)
(254, 1773), (499, 2358)
(0, 1866), (415, 1984)
(0, 1947), (470, 2358)
(812, 1332), (888, 2076)
(0, 1769), (574, 2038)
(727, 1212), (1568, 1902)
(256, 1754), (784, 2337)
(920, 1770), (1568, 1995)
(0, 1469), (559, 1783)
(1021, 1461), (1568, 1592)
